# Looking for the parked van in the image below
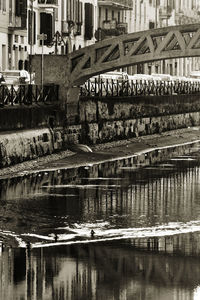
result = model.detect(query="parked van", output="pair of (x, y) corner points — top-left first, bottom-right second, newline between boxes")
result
(151, 73), (172, 82)
(2, 70), (30, 85)
(82, 71), (129, 96)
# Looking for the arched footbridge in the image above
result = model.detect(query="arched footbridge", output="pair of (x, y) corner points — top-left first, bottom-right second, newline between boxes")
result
(68, 23), (200, 85)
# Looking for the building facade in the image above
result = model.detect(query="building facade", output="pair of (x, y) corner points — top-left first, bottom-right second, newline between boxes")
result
(28, 0), (98, 56)
(0, 0), (28, 71)
(0, 0), (200, 77)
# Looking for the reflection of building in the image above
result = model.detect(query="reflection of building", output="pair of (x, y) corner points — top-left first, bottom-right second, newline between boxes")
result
(0, 0), (28, 71)
(0, 241), (200, 300)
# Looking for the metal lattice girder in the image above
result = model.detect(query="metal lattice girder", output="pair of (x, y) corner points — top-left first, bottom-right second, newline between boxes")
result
(68, 23), (200, 85)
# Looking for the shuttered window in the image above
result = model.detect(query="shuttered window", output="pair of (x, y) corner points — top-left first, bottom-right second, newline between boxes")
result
(76, 0), (83, 24)
(67, 0), (75, 22)
(28, 10), (36, 45)
(85, 3), (93, 40)
(16, 0), (24, 16)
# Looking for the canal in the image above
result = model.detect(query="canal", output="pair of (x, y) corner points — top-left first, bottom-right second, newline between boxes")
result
(1, 142), (200, 299)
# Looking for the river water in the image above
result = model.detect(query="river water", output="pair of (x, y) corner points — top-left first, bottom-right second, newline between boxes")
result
(1, 142), (200, 299)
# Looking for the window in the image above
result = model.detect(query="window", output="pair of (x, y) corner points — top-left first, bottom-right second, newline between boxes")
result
(76, 0), (83, 24)
(105, 8), (108, 21)
(40, 12), (52, 45)
(118, 11), (120, 23)
(84, 3), (93, 40)
(3, 0), (6, 11)
(28, 10), (36, 45)
(15, 0), (27, 28)
(149, 21), (155, 29)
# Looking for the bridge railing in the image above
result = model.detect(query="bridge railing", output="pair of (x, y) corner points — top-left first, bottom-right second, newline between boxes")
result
(0, 84), (59, 107)
(80, 79), (200, 97)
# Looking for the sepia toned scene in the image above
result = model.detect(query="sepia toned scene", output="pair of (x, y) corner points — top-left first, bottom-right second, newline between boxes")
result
(2, 1), (200, 299)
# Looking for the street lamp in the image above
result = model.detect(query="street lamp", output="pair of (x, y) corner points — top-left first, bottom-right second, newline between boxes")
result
(155, 0), (158, 28)
(48, 31), (66, 55)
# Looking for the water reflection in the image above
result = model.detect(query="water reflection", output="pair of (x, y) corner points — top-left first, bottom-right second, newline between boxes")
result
(1, 232), (200, 300)
(0, 143), (200, 246)
(1, 142), (200, 298)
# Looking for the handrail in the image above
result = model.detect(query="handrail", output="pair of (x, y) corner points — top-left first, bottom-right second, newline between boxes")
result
(80, 79), (200, 97)
(0, 84), (59, 107)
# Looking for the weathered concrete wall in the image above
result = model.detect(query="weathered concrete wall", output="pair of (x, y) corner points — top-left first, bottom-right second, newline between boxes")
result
(0, 128), (63, 168)
(0, 104), (64, 131)
(1, 93), (200, 168)
(79, 94), (200, 144)
(79, 94), (200, 122)
(31, 55), (79, 124)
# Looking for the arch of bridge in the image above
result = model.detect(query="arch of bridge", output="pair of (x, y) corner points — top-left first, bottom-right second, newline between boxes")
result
(68, 23), (200, 85)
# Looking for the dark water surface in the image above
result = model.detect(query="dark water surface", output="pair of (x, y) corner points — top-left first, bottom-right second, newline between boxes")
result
(1, 143), (200, 299)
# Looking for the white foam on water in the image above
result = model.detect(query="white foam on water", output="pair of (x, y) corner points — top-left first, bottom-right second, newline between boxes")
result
(42, 184), (121, 189)
(18, 220), (200, 249)
(170, 158), (196, 161)
(48, 194), (77, 197)
(82, 178), (122, 180)
(21, 233), (54, 240)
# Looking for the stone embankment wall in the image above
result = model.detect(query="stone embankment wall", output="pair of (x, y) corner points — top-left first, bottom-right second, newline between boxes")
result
(0, 128), (63, 168)
(0, 103), (63, 131)
(1, 93), (200, 168)
(78, 94), (200, 144)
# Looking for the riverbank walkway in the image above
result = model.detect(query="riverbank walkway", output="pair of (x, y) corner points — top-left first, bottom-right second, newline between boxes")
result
(1, 126), (200, 179)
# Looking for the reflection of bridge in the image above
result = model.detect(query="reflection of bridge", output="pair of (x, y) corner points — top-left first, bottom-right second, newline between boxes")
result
(69, 23), (200, 85)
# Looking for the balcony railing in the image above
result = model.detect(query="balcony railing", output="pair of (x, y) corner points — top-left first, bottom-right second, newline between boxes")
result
(98, 20), (128, 38)
(159, 6), (173, 19)
(8, 14), (27, 30)
(38, 0), (58, 8)
(0, 84), (59, 107)
(98, 0), (133, 10)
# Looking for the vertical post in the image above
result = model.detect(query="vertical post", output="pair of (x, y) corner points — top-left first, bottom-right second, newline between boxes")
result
(29, 0), (35, 85)
(37, 33), (47, 101)
(41, 37), (44, 101)
(41, 37), (44, 87)
(166, 0), (168, 27)
(155, 0), (157, 28)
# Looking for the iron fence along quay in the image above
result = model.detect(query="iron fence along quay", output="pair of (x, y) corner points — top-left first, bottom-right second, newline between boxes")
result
(80, 78), (200, 97)
(0, 84), (59, 107)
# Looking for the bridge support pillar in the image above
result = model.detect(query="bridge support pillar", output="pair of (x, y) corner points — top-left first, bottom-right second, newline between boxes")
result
(31, 55), (80, 125)
(66, 86), (80, 124)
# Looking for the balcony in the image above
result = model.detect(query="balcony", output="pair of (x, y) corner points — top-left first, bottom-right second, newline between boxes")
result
(102, 20), (127, 32)
(175, 9), (200, 24)
(8, 15), (26, 30)
(38, 0), (58, 9)
(117, 22), (127, 34)
(98, 0), (133, 10)
(159, 6), (173, 19)
(95, 20), (127, 40)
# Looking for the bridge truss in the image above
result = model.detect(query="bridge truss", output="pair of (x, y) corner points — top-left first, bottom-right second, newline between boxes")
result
(69, 23), (200, 85)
